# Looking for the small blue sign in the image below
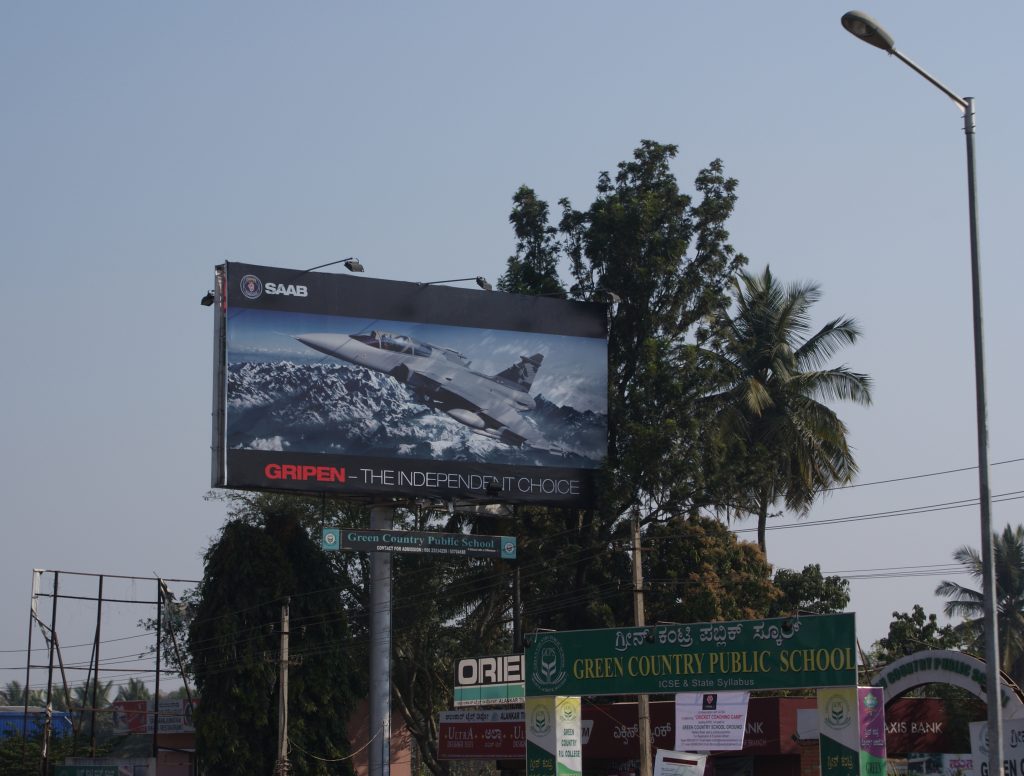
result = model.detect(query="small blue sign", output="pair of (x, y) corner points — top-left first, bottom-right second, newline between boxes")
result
(321, 527), (341, 551)
(500, 536), (517, 559)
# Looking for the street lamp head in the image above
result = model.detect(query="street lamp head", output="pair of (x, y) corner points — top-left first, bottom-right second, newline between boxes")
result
(841, 11), (895, 52)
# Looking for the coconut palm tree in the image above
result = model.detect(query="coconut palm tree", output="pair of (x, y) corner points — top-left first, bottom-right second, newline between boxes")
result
(116, 678), (152, 701)
(1, 680), (45, 707)
(936, 524), (1024, 685)
(710, 266), (872, 554)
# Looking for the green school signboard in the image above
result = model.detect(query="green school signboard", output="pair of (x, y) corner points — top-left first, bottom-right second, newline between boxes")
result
(525, 613), (856, 696)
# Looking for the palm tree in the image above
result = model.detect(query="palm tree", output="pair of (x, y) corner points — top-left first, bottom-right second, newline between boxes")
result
(116, 678), (152, 701)
(1, 680), (45, 707)
(711, 266), (872, 554)
(936, 524), (1024, 685)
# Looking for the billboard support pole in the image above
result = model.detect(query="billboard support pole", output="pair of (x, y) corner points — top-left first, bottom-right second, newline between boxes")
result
(369, 505), (393, 776)
(632, 514), (652, 776)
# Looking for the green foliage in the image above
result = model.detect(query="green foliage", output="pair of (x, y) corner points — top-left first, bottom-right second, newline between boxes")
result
(497, 141), (748, 523)
(188, 496), (360, 776)
(867, 606), (977, 749)
(564, 143), (748, 521)
(708, 266), (872, 553)
(498, 185), (565, 297)
(115, 679), (151, 702)
(936, 524), (1024, 685)
(644, 516), (777, 623)
(0, 731), (112, 776)
(516, 506), (632, 633)
(769, 564), (850, 617)
(869, 605), (963, 667)
(0, 681), (44, 707)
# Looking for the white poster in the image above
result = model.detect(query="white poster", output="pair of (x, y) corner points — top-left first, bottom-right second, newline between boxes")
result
(655, 749), (707, 776)
(674, 692), (750, 751)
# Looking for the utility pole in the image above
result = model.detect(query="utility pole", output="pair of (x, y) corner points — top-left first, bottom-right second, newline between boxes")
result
(369, 505), (393, 776)
(274, 599), (292, 776)
(632, 514), (652, 776)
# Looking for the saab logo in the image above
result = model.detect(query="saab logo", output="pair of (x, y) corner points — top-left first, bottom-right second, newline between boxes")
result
(240, 274), (263, 299)
(822, 693), (852, 731)
(702, 693), (718, 710)
(265, 282), (308, 297)
(265, 463), (346, 483)
(528, 634), (567, 693)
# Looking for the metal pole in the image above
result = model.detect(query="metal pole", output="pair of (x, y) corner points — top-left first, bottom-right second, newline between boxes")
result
(369, 505), (393, 776)
(275, 599), (292, 775)
(632, 515), (652, 776)
(41, 571), (58, 776)
(962, 97), (1003, 776)
(23, 570), (40, 766)
(153, 580), (162, 760)
(90, 575), (104, 756)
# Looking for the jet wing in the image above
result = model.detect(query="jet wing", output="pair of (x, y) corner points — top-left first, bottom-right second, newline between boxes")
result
(406, 363), (560, 452)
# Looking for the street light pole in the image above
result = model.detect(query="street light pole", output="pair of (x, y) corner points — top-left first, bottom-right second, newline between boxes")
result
(841, 12), (1001, 776)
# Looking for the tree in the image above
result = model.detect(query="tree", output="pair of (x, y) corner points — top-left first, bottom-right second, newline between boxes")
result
(709, 266), (872, 554)
(0, 681), (44, 707)
(498, 185), (566, 297)
(643, 516), (778, 623)
(563, 142), (748, 523)
(768, 564), (850, 617)
(936, 524), (1024, 685)
(869, 605), (963, 667)
(188, 496), (361, 776)
(867, 606), (976, 752)
(115, 678), (151, 702)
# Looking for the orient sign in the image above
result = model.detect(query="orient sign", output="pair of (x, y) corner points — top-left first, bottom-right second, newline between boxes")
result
(525, 613), (856, 696)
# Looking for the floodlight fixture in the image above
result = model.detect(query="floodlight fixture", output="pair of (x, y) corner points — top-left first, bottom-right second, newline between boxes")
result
(420, 276), (494, 290)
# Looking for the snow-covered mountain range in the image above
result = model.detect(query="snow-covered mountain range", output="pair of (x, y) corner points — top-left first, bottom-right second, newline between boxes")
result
(226, 360), (607, 467)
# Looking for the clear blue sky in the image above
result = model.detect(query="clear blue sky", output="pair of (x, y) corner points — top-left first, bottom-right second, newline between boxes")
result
(3, 1), (1023, 689)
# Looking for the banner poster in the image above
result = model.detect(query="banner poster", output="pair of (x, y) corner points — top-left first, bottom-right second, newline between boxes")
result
(818, 687), (859, 776)
(655, 750), (707, 776)
(527, 697), (581, 776)
(858, 687), (887, 776)
(527, 697), (557, 776)
(674, 691), (750, 751)
(970, 718), (1024, 776)
(555, 696), (583, 776)
(909, 753), (978, 776)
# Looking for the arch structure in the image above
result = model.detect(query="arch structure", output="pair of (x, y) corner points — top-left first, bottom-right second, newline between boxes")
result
(871, 649), (1024, 719)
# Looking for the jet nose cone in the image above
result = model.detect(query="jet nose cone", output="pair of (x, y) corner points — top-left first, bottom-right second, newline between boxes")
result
(294, 332), (354, 357)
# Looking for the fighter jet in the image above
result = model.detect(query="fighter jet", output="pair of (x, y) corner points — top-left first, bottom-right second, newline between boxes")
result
(295, 330), (554, 449)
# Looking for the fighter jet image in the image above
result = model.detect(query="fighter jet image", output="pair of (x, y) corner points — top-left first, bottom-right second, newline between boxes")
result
(295, 330), (556, 450)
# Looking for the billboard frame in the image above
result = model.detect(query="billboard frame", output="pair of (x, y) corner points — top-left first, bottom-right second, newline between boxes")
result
(211, 261), (608, 508)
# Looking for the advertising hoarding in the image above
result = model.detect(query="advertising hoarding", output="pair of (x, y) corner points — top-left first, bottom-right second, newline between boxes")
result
(525, 613), (857, 696)
(438, 710), (526, 760)
(454, 654), (526, 707)
(212, 262), (608, 506)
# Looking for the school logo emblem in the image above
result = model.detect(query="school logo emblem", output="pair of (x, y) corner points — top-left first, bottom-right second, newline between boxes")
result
(823, 693), (852, 731)
(530, 705), (550, 736)
(529, 634), (567, 693)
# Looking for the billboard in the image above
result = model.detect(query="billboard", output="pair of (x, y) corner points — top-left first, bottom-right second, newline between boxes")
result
(212, 262), (608, 506)
(438, 710), (526, 760)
